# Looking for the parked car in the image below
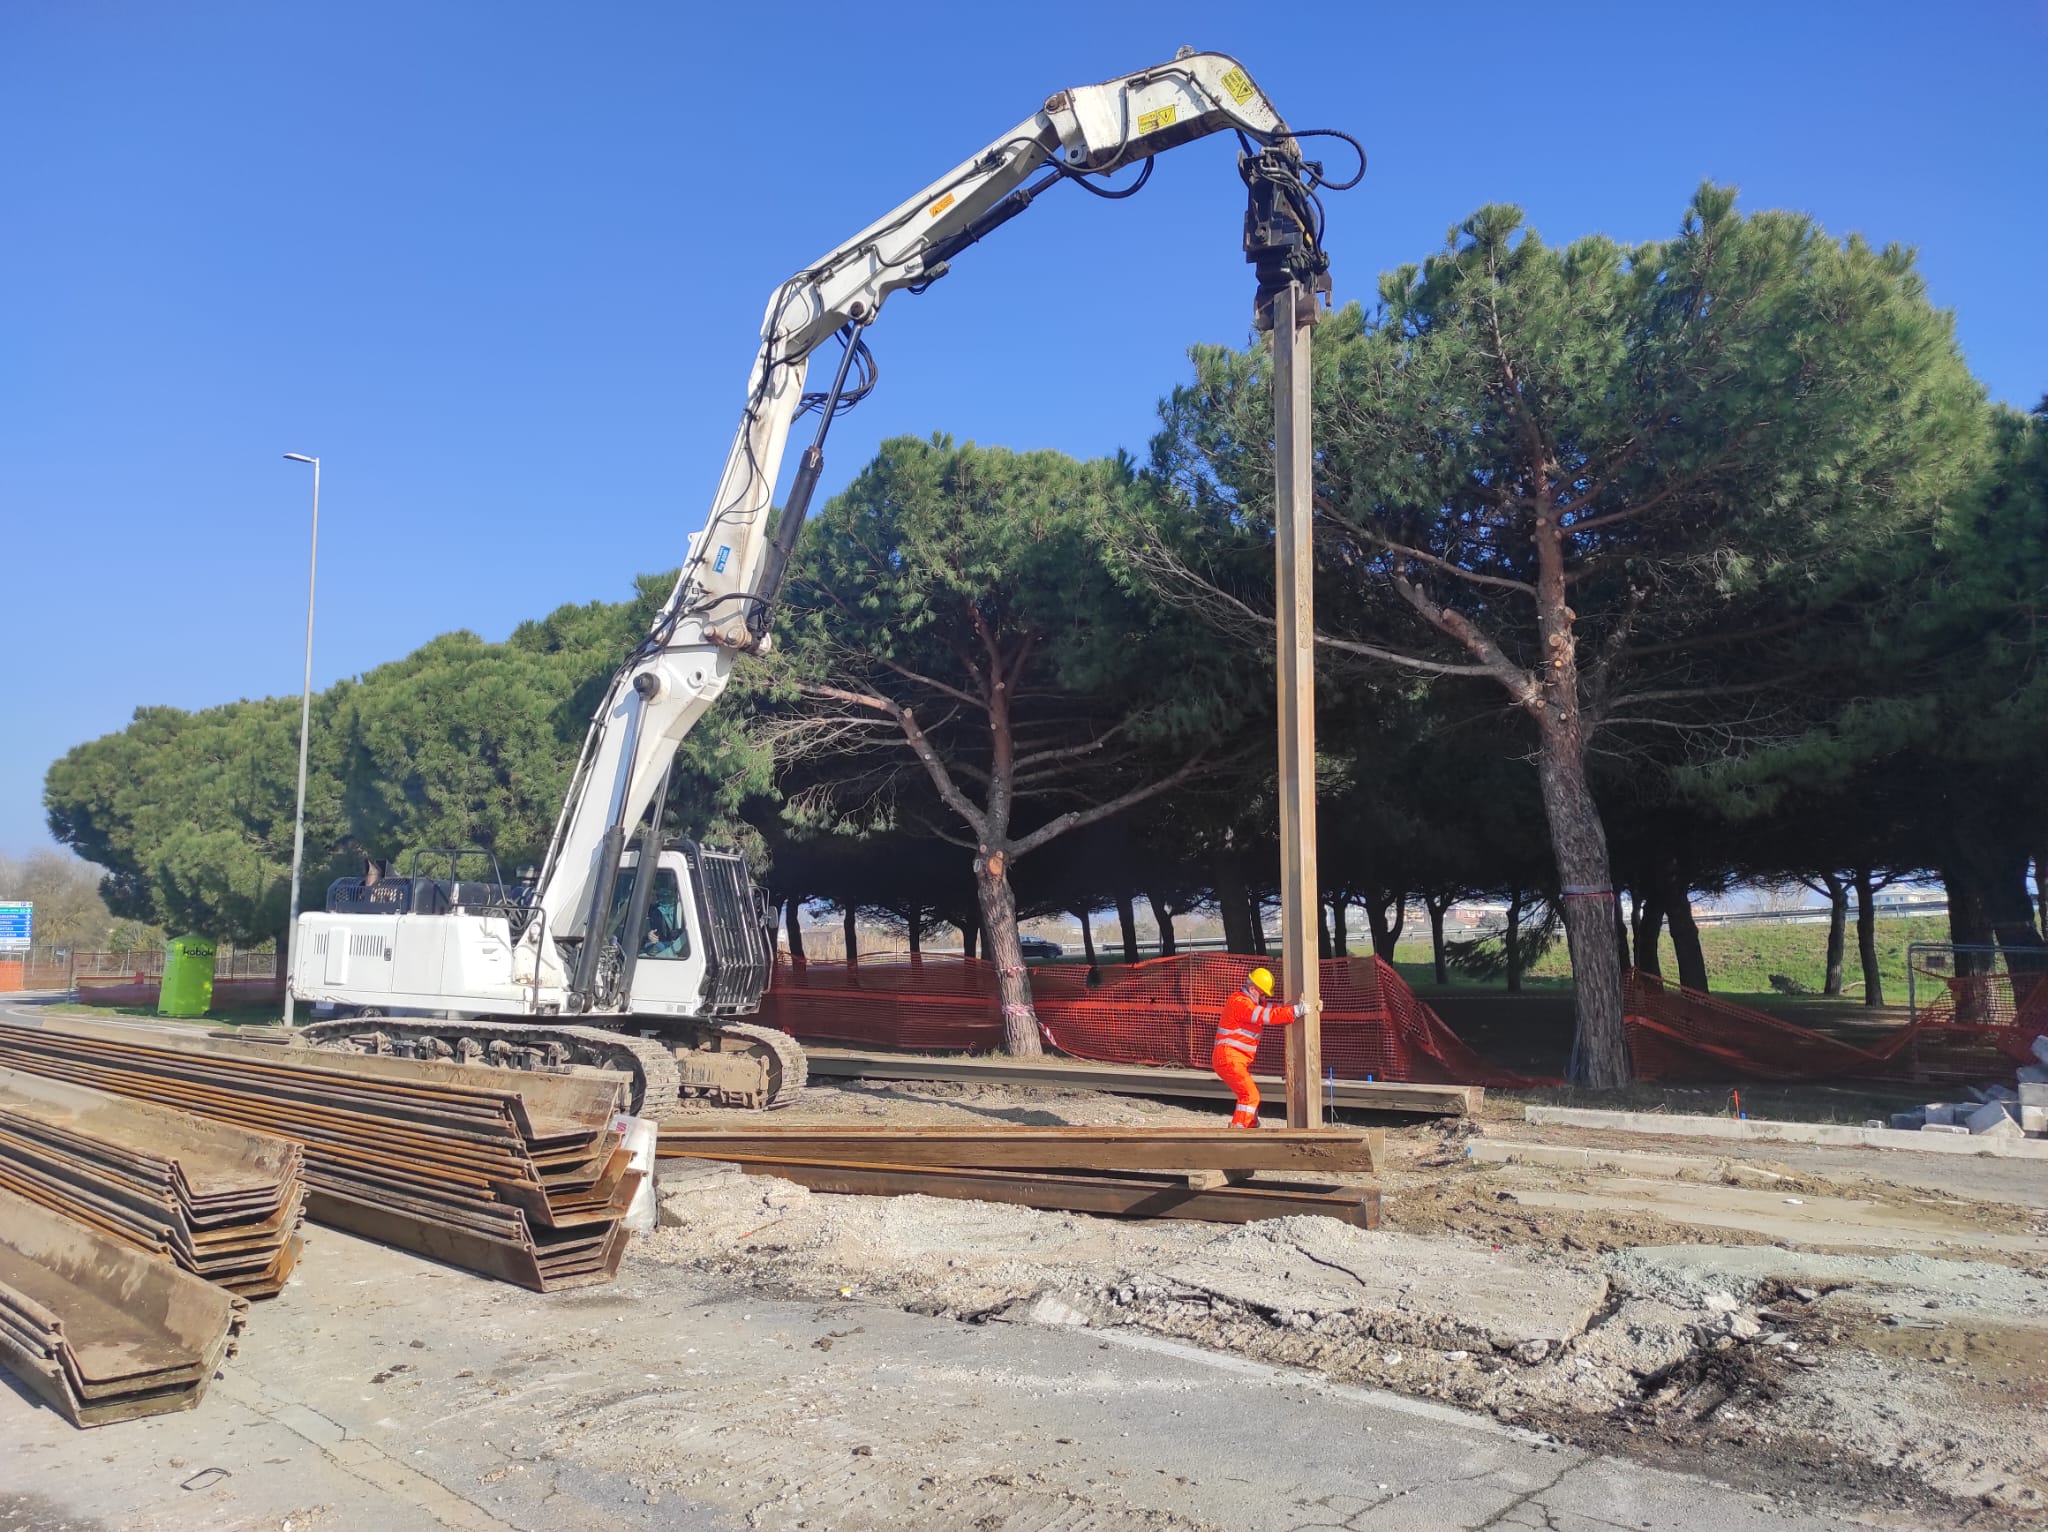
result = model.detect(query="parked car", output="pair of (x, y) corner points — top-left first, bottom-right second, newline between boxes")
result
(1018, 936), (1064, 960)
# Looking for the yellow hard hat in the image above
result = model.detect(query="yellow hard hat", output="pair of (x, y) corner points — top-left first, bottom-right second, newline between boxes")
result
(1247, 967), (1275, 996)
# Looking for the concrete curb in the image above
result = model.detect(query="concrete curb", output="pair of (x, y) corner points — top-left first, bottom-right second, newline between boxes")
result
(1522, 1105), (2048, 1159)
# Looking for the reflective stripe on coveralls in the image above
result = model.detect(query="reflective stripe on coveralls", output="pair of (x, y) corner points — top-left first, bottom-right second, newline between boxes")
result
(1212, 982), (1299, 1123)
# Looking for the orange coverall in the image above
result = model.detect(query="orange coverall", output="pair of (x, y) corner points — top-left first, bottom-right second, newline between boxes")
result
(1212, 985), (1299, 1126)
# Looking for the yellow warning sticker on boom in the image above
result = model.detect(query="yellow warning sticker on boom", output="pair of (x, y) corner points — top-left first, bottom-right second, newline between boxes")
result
(1137, 104), (1178, 135)
(1221, 67), (1256, 104)
(927, 192), (956, 218)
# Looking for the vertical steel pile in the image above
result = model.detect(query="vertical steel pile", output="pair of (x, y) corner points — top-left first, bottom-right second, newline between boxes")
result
(0, 1185), (247, 1426)
(0, 1067), (305, 1297)
(0, 1019), (638, 1292)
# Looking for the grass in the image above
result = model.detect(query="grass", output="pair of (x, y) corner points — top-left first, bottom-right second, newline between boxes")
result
(1390, 913), (1948, 1000)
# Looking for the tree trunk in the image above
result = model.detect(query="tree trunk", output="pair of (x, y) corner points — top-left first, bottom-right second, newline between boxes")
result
(1821, 874), (1847, 996)
(2036, 852), (2047, 942)
(1363, 892), (1405, 962)
(1537, 735), (1629, 1085)
(1147, 892), (1177, 957)
(907, 908), (923, 955)
(1075, 910), (1096, 965)
(1331, 897), (1349, 958)
(1116, 891), (1140, 963)
(958, 919), (977, 959)
(1250, 900), (1269, 955)
(975, 850), (1041, 1057)
(1504, 891), (1524, 995)
(1945, 868), (1994, 1023)
(1212, 843), (1256, 956)
(1657, 857), (1709, 993)
(783, 897), (806, 961)
(1631, 892), (1664, 977)
(1855, 869), (1883, 1006)
(1972, 840), (2048, 1011)
(841, 904), (858, 965)
(1425, 893), (1448, 985)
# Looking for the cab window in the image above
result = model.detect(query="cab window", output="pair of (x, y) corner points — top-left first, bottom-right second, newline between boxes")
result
(607, 867), (692, 961)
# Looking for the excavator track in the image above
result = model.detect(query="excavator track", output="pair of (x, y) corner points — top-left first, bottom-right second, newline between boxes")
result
(294, 1016), (805, 1118)
(716, 1021), (808, 1099)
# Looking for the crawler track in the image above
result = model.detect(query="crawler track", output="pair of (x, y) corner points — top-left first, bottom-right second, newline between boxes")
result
(296, 1015), (807, 1117)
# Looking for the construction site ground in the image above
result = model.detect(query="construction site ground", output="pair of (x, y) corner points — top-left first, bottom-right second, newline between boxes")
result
(4, 1043), (2043, 1531)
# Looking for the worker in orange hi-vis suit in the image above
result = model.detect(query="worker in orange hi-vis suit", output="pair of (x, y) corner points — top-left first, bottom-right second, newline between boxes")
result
(1212, 966), (1301, 1128)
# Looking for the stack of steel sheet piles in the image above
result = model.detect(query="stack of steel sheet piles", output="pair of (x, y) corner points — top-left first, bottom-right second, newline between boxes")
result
(0, 1019), (639, 1292)
(0, 1185), (247, 1426)
(658, 1124), (1383, 1227)
(0, 1067), (304, 1297)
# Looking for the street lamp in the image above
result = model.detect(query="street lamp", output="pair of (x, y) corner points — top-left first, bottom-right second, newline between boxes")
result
(281, 453), (320, 1030)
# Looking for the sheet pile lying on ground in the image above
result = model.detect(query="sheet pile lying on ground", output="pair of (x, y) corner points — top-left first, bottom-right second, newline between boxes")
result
(0, 1184), (247, 1426)
(0, 1019), (639, 1292)
(0, 1066), (304, 1297)
(658, 1123), (1383, 1227)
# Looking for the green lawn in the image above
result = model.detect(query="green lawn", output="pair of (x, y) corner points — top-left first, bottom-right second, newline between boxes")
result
(1390, 913), (1947, 1000)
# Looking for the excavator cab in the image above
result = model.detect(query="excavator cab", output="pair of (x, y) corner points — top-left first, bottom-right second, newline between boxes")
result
(604, 842), (773, 1020)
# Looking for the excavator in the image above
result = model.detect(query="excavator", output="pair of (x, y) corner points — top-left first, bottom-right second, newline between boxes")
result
(288, 49), (1351, 1117)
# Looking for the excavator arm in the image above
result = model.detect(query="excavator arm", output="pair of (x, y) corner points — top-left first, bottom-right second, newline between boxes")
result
(533, 50), (1342, 1006)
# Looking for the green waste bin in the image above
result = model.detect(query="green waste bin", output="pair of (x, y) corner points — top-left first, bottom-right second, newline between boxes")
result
(158, 935), (218, 1018)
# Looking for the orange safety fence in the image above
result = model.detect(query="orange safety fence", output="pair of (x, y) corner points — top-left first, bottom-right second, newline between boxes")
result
(1623, 969), (2048, 1085)
(0, 961), (71, 994)
(759, 952), (1542, 1088)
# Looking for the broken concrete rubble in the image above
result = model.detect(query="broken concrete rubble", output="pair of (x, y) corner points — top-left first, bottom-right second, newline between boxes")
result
(1965, 1100), (2024, 1139)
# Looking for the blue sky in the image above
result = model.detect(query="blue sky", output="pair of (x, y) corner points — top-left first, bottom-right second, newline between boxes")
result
(3, 1), (2043, 855)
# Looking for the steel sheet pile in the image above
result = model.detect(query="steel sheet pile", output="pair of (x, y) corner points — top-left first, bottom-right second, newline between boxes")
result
(0, 1067), (304, 1298)
(0, 1019), (639, 1293)
(0, 1184), (247, 1426)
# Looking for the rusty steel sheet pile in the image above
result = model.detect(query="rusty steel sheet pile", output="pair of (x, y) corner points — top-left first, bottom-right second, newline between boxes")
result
(0, 1067), (305, 1298)
(657, 1123), (1383, 1228)
(0, 1184), (247, 1426)
(0, 1020), (639, 1293)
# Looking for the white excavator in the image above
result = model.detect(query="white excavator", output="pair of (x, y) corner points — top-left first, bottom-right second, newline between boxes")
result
(289, 49), (1351, 1116)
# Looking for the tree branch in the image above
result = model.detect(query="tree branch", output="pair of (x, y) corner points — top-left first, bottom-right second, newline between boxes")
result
(1388, 572), (1541, 709)
(1314, 494), (1535, 595)
(873, 656), (986, 711)
(798, 684), (990, 842)
(1009, 752), (1218, 859)
(1130, 531), (1503, 679)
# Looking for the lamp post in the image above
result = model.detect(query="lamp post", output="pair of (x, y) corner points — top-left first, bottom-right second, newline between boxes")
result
(280, 453), (320, 1029)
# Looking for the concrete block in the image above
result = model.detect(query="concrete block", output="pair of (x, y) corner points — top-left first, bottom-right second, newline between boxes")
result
(1981, 1084), (2019, 1103)
(1965, 1100), (2023, 1139)
(2016, 1065), (2048, 1085)
(1920, 1123), (1969, 1135)
(1922, 1103), (1958, 1125)
(1888, 1111), (1926, 1132)
(2034, 1034), (2048, 1066)
(2019, 1081), (2048, 1107)
(2022, 1105), (2048, 1134)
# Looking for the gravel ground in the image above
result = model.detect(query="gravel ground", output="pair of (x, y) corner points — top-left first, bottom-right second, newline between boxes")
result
(648, 1079), (2048, 1522)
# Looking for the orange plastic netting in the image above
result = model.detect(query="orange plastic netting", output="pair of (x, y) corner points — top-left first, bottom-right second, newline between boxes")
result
(758, 952), (1538, 1087)
(1622, 969), (2048, 1084)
